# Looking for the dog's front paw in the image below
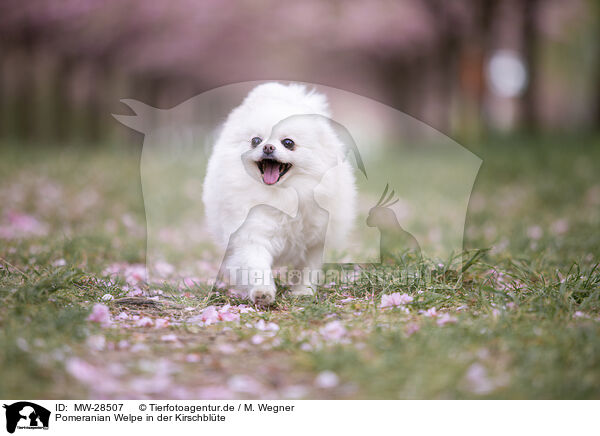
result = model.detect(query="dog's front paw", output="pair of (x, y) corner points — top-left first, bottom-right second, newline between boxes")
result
(291, 284), (315, 296)
(249, 285), (276, 306)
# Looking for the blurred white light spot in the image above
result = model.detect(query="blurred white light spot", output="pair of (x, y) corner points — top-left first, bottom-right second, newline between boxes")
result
(487, 50), (527, 98)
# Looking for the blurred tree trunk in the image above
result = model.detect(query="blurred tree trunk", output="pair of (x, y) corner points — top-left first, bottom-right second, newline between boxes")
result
(12, 31), (35, 142)
(521, 0), (539, 132)
(54, 57), (76, 142)
(377, 57), (411, 114)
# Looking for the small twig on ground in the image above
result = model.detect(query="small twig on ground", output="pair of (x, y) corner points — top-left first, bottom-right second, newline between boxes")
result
(0, 257), (29, 280)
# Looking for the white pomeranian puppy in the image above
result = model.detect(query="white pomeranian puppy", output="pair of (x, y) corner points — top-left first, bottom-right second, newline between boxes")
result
(202, 82), (356, 305)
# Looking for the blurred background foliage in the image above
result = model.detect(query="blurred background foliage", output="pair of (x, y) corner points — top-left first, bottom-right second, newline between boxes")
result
(1, 0), (599, 146)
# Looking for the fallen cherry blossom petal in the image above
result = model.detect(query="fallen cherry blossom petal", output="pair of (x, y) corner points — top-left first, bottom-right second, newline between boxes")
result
(218, 311), (240, 322)
(197, 386), (234, 400)
(437, 314), (458, 326)
(255, 319), (279, 332)
(135, 317), (154, 327)
(238, 305), (256, 314)
(228, 375), (263, 394)
(86, 335), (106, 350)
(315, 370), (339, 388)
(406, 323), (420, 336)
(66, 358), (99, 384)
(130, 343), (149, 353)
(320, 320), (347, 341)
(87, 303), (112, 326)
(201, 306), (219, 325)
(185, 353), (201, 363)
(380, 292), (413, 308)
(127, 289), (145, 297)
(117, 340), (130, 349)
(154, 318), (170, 328)
(216, 343), (236, 354)
(463, 363), (495, 395)
(154, 261), (175, 277)
(424, 307), (438, 317)
(182, 277), (200, 288)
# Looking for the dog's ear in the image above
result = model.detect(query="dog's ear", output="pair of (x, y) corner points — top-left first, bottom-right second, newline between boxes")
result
(112, 99), (159, 134)
(325, 117), (367, 179)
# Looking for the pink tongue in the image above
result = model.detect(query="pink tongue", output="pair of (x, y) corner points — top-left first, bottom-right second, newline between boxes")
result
(262, 161), (280, 185)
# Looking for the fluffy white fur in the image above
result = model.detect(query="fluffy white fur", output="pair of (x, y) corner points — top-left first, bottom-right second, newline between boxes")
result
(202, 82), (356, 305)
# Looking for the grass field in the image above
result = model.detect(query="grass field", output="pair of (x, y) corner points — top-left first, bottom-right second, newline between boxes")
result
(1, 136), (599, 399)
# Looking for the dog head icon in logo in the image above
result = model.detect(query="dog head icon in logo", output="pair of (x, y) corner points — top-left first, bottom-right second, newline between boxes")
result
(3, 402), (50, 434)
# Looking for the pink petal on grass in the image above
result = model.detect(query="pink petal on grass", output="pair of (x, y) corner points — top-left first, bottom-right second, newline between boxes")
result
(201, 306), (219, 325)
(315, 371), (339, 388)
(197, 386), (234, 400)
(380, 292), (413, 308)
(526, 226), (543, 240)
(319, 321), (347, 341)
(1, 211), (47, 238)
(227, 375), (263, 394)
(87, 303), (112, 326)
(66, 358), (99, 384)
(154, 261), (175, 277)
(182, 277), (200, 288)
(237, 305), (256, 314)
(86, 335), (106, 351)
(117, 340), (130, 349)
(154, 318), (170, 328)
(124, 264), (147, 284)
(551, 219), (569, 235)
(135, 317), (154, 327)
(126, 287), (144, 297)
(464, 363), (495, 395)
(217, 305), (240, 322)
(131, 343), (148, 353)
(424, 307), (438, 317)
(406, 323), (420, 336)
(216, 343), (236, 354)
(185, 353), (201, 363)
(219, 311), (240, 322)
(255, 319), (279, 332)
(436, 314), (457, 326)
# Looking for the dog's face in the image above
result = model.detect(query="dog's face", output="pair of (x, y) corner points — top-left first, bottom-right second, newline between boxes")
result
(215, 84), (343, 189)
(226, 107), (340, 187)
(247, 114), (340, 186)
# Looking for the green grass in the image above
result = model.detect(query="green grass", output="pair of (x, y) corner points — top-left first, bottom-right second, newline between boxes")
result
(0, 136), (599, 399)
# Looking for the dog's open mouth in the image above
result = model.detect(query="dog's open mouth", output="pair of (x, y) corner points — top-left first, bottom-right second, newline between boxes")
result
(256, 158), (292, 185)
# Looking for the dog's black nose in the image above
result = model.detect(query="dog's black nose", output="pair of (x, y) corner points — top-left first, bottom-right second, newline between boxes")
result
(263, 144), (275, 155)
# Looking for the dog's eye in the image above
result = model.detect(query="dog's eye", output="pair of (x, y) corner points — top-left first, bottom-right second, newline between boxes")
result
(281, 138), (295, 149)
(251, 137), (262, 147)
